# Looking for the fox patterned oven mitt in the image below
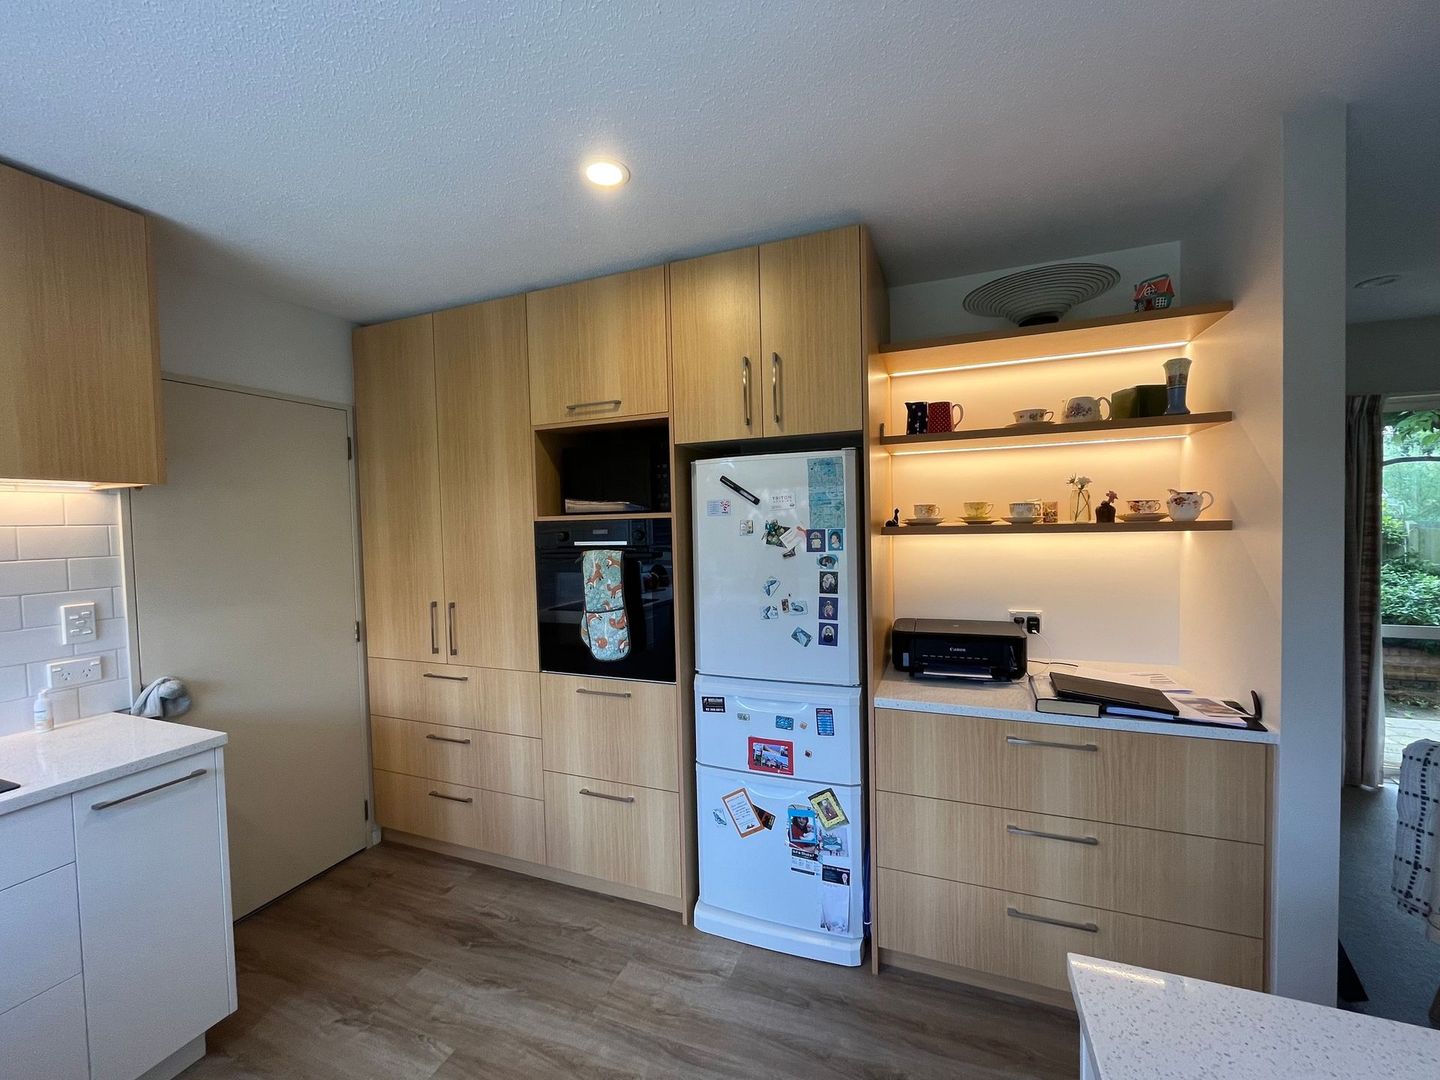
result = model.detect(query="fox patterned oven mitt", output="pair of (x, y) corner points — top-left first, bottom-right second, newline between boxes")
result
(580, 548), (630, 662)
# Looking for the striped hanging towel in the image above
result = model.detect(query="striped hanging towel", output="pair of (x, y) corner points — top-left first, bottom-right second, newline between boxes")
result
(1393, 739), (1440, 943)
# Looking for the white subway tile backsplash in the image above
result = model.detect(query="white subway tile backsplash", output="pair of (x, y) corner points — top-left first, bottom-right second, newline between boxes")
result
(0, 665), (25, 700)
(0, 528), (15, 561)
(16, 526), (110, 560)
(0, 560), (69, 597)
(20, 589), (115, 628)
(0, 493), (65, 526)
(62, 492), (120, 526)
(0, 697), (32, 736)
(0, 598), (19, 632)
(91, 618), (129, 651)
(0, 626), (70, 667)
(67, 556), (122, 589)
(78, 679), (131, 716)
(109, 526), (122, 556)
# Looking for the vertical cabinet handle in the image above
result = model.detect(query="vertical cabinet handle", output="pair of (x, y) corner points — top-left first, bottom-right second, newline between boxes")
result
(741, 356), (752, 428)
(447, 601), (457, 657)
(771, 353), (782, 426)
(429, 601), (440, 655)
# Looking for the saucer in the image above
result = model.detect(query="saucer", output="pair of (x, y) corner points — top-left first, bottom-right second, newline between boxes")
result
(1006, 420), (1055, 427)
(1119, 512), (1167, 522)
(904, 516), (945, 526)
(1001, 516), (1040, 525)
(960, 517), (997, 525)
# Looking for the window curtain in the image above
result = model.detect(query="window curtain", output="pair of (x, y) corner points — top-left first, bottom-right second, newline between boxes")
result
(1344, 395), (1385, 788)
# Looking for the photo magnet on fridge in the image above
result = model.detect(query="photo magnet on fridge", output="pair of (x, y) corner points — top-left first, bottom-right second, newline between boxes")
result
(827, 529), (844, 551)
(739, 519), (754, 535)
(805, 529), (826, 552)
(755, 804), (776, 830)
(816, 554), (838, 570)
(748, 737), (794, 775)
(808, 787), (850, 829)
(705, 498), (732, 516)
(818, 596), (839, 622)
(721, 788), (765, 838)
(818, 572), (838, 595)
(789, 599), (808, 615)
(761, 604), (780, 620)
(818, 622), (838, 647)
(790, 626), (812, 647)
(774, 715), (795, 730)
(763, 576), (780, 596)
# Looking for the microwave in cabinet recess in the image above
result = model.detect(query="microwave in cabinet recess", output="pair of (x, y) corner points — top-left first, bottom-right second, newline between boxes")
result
(535, 518), (676, 682)
(892, 618), (1027, 682)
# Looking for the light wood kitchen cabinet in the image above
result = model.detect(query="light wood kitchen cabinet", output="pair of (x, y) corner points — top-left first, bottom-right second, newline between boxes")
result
(543, 772), (681, 897)
(0, 162), (163, 485)
(354, 314), (446, 663)
(670, 246), (763, 444)
(433, 296), (538, 670)
(367, 658), (541, 737)
(540, 674), (679, 791)
(526, 266), (669, 427)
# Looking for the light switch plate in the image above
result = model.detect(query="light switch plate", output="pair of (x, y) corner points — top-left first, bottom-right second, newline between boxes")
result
(48, 657), (103, 687)
(60, 601), (97, 645)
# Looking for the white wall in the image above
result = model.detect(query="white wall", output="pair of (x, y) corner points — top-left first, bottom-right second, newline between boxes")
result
(153, 239), (355, 404)
(888, 242), (1181, 342)
(1347, 315), (1440, 396)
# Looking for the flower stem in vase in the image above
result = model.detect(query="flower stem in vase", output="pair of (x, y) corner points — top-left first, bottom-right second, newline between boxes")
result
(1070, 488), (1093, 523)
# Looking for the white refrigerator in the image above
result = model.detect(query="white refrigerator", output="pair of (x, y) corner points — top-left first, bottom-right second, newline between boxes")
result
(691, 449), (865, 966)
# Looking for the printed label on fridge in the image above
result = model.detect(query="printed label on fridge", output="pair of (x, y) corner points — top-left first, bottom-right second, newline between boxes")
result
(691, 449), (860, 687)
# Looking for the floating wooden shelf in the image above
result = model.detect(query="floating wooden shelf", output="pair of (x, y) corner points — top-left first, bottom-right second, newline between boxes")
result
(879, 412), (1233, 454)
(882, 519), (1232, 535)
(534, 511), (672, 522)
(881, 303), (1233, 376)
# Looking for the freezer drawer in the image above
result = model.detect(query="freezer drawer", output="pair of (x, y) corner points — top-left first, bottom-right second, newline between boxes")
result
(695, 674), (862, 786)
(695, 764), (864, 962)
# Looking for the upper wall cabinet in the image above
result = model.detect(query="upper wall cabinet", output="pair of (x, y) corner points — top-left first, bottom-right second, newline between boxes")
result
(0, 163), (164, 485)
(526, 266), (669, 427)
(671, 225), (877, 444)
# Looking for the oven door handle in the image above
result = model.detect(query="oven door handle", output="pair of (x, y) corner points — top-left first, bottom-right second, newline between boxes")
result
(573, 540), (630, 547)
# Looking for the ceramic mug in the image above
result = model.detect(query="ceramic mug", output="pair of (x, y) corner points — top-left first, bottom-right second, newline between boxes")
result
(905, 401), (929, 435)
(1008, 500), (1042, 522)
(1013, 408), (1054, 424)
(1062, 395), (1111, 422)
(962, 500), (993, 519)
(1167, 489), (1214, 521)
(912, 503), (941, 520)
(927, 400), (964, 433)
(1127, 499), (1162, 514)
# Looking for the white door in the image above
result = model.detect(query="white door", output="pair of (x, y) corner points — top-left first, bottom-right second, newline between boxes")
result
(692, 449), (860, 685)
(74, 752), (233, 1080)
(129, 380), (369, 917)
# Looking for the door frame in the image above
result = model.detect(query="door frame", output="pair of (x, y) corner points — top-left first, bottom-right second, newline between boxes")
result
(120, 372), (378, 849)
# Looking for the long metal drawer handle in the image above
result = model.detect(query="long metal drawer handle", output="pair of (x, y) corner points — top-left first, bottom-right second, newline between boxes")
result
(428, 790), (474, 804)
(741, 356), (752, 427)
(447, 601), (458, 657)
(576, 688), (632, 699)
(1007, 824), (1099, 846)
(421, 672), (469, 682)
(579, 788), (636, 804)
(1005, 736), (1099, 752)
(92, 768), (207, 811)
(565, 399), (622, 412)
(425, 733), (472, 745)
(429, 601), (440, 655)
(1006, 907), (1099, 934)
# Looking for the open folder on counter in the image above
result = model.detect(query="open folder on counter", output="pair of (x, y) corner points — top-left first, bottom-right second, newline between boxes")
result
(1037, 669), (1262, 730)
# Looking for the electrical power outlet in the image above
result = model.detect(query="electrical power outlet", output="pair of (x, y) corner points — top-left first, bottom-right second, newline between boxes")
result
(48, 657), (103, 687)
(1008, 608), (1043, 635)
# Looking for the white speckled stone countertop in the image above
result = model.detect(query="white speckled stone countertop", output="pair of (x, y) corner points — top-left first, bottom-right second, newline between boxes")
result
(1068, 955), (1440, 1079)
(0, 713), (227, 816)
(875, 662), (1278, 744)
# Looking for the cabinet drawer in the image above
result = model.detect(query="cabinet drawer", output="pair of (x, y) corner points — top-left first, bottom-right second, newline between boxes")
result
(877, 792), (1264, 936)
(371, 715), (543, 799)
(368, 657), (540, 737)
(876, 708), (1267, 844)
(0, 973), (89, 1080)
(0, 798), (74, 891)
(541, 675), (678, 791)
(372, 769), (545, 864)
(543, 772), (680, 897)
(879, 868), (1263, 994)
(0, 864), (81, 1014)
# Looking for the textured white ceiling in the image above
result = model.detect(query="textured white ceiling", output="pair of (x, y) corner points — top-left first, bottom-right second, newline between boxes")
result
(1, 1), (1435, 324)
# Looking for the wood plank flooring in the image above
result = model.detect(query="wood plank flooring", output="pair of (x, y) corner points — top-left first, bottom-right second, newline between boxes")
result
(183, 842), (1079, 1079)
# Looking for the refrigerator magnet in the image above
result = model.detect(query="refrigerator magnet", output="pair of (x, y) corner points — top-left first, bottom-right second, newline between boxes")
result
(701, 695), (726, 713)
(739, 519), (754, 536)
(815, 708), (835, 736)
(818, 622), (838, 647)
(818, 596), (839, 621)
(767, 489), (797, 511)
(805, 529), (826, 552)
(789, 599), (808, 615)
(787, 805), (819, 849)
(711, 808), (728, 828)
(705, 498), (732, 516)
(755, 803), (776, 830)
(721, 788), (765, 838)
(748, 736), (794, 775)
(816, 554), (838, 570)
(774, 715), (795, 730)
(808, 787), (850, 829)
(763, 520), (786, 546)
(818, 572), (839, 595)
(790, 626), (812, 647)
(761, 605), (781, 620)
(763, 576), (781, 596)
(827, 529), (844, 551)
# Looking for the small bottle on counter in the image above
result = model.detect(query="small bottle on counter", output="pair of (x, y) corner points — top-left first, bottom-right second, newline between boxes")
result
(33, 688), (54, 733)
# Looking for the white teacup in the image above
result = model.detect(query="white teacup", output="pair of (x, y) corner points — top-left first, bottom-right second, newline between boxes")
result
(1167, 490), (1214, 521)
(913, 503), (941, 519)
(1062, 395), (1112, 422)
(1013, 408), (1054, 424)
(1008, 500), (1041, 522)
(1127, 498), (1161, 514)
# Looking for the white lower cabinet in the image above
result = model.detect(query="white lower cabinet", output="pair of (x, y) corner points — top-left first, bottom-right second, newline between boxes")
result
(0, 975), (90, 1080)
(74, 751), (236, 1080)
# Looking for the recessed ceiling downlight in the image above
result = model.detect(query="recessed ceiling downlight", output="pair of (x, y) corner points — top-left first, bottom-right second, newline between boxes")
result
(583, 159), (630, 187)
(1354, 274), (1401, 289)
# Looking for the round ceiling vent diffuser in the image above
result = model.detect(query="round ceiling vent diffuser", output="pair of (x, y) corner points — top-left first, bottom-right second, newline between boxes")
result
(963, 262), (1122, 326)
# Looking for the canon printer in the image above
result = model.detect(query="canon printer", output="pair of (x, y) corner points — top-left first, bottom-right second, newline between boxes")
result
(892, 618), (1027, 682)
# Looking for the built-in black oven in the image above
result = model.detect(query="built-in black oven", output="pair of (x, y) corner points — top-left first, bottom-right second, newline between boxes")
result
(534, 518), (675, 682)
